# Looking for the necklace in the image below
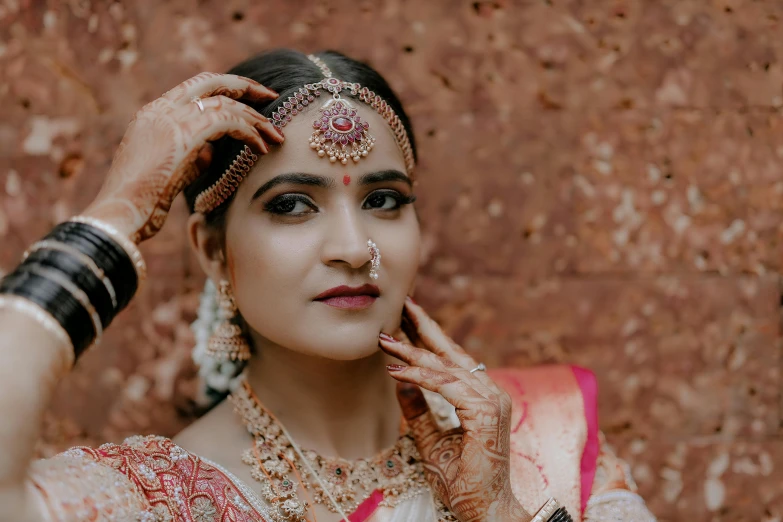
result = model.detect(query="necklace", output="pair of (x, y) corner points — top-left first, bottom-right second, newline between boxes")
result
(230, 380), (457, 522)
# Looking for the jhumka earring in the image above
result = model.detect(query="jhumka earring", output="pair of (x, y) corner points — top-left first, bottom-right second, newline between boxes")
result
(206, 280), (251, 361)
(368, 239), (381, 280)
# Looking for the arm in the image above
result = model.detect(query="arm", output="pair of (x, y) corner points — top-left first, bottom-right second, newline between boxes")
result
(0, 310), (73, 522)
(0, 72), (282, 521)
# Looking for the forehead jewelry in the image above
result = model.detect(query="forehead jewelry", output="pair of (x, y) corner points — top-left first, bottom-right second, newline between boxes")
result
(368, 239), (381, 280)
(193, 54), (415, 215)
(271, 55), (414, 173)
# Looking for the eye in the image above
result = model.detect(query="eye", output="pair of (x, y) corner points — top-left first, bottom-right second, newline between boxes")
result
(363, 190), (416, 211)
(265, 194), (317, 215)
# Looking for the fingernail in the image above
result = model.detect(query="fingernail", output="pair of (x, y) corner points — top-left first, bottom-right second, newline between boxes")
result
(387, 364), (406, 372)
(379, 332), (398, 343)
(406, 296), (417, 305)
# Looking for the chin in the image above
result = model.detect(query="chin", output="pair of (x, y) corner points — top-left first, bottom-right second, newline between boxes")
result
(247, 304), (403, 361)
(301, 334), (384, 361)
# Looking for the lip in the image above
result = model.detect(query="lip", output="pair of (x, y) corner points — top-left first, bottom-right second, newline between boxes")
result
(314, 284), (381, 310)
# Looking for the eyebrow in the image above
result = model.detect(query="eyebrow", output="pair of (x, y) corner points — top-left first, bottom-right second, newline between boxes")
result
(249, 169), (411, 202)
(250, 173), (333, 202)
(359, 169), (411, 187)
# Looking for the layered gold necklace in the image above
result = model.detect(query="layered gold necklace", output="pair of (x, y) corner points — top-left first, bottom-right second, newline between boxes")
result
(230, 380), (456, 522)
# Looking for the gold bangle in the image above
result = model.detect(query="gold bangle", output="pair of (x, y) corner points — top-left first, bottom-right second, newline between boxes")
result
(68, 216), (147, 284)
(24, 239), (118, 310)
(531, 498), (560, 522)
(0, 295), (75, 368)
(27, 265), (103, 347)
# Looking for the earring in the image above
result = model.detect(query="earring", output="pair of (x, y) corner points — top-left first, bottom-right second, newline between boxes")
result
(206, 280), (251, 362)
(367, 239), (381, 280)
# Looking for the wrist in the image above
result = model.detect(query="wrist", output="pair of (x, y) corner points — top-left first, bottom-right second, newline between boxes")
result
(79, 206), (139, 244)
(486, 491), (532, 522)
(69, 215), (147, 283)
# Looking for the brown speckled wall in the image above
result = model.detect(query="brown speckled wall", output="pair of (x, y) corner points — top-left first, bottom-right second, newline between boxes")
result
(2, 1), (781, 520)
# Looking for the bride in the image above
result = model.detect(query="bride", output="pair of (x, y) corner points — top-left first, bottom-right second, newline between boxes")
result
(0, 49), (655, 522)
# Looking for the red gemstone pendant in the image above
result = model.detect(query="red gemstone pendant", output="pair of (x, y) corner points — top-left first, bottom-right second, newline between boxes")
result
(309, 98), (374, 165)
(331, 117), (354, 132)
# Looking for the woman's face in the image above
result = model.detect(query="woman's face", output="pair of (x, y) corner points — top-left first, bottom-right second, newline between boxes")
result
(195, 100), (420, 361)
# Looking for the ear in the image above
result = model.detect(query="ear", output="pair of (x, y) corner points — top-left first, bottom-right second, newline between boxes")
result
(187, 212), (229, 284)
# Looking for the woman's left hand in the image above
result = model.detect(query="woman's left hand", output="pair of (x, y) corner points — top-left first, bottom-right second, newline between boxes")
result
(379, 298), (532, 522)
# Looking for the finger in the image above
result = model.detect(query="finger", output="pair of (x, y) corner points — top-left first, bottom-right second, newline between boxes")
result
(400, 312), (425, 347)
(402, 298), (473, 362)
(194, 143), (214, 173)
(387, 365), (486, 412)
(395, 382), (440, 455)
(195, 113), (269, 156)
(199, 95), (284, 143)
(380, 335), (495, 399)
(402, 299), (503, 394)
(382, 334), (460, 370)
(165, 72), (278, 104)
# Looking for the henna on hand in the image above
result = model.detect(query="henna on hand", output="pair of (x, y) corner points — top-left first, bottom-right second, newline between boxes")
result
(380, 299), (533, 522)
(82, 72), (283, 244)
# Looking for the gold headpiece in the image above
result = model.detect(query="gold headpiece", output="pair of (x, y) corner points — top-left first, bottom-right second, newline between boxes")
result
(194, 54), (414, 214)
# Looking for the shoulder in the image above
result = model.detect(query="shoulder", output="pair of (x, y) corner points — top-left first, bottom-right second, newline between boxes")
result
(30, 435), (270, 522)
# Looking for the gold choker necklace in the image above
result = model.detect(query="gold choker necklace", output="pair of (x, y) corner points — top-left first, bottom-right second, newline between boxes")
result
(230, 380), (456, 522)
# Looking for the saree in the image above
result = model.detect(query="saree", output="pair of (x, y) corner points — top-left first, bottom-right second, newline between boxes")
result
(29, 365), (655, 522)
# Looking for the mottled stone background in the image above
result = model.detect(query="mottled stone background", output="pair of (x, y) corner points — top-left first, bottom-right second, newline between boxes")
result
(1, 1), (781, 520)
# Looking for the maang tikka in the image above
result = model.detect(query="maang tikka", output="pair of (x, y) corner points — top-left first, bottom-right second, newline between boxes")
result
(270, 55), (414, 171)
(207, 280), (251, 362)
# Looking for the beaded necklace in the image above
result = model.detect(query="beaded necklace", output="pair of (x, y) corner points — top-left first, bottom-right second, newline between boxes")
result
(230, 380), (457, 521)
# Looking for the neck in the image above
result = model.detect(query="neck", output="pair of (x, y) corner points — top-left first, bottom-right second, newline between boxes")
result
(242, 339), (402, 461)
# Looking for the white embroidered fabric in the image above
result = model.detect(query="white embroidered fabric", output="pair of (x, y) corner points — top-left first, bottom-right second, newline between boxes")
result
(584, 490), (657, 521)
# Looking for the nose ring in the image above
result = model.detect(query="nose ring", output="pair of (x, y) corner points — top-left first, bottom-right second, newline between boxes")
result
(367, 239), (381, 280)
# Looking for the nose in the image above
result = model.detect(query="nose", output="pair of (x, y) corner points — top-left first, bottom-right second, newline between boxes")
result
(320, 203), (372, 272)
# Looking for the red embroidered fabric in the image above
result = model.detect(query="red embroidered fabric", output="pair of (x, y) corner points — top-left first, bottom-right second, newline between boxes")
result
(31, 435), (269, 522)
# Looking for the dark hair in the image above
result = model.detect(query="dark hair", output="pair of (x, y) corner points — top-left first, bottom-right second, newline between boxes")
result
(182, 49), (418, 227)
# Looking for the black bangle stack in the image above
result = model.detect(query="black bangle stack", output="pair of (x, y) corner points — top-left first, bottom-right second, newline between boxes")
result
(548, 507), (573, 522)
(0, 219), (143, 359)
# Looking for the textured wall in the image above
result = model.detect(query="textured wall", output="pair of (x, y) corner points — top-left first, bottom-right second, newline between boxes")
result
(1, 1), (782, 520)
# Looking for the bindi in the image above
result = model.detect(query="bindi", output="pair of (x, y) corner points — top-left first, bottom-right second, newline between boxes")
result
(343, 174), (351, 186)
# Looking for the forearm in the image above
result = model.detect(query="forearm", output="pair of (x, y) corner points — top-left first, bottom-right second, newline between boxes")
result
(0, 308), (72, 519)
(0, 216), (145, 521)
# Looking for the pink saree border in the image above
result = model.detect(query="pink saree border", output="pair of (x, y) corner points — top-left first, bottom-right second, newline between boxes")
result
(349, 488), (384, 522)
(570, 365), (600, 513)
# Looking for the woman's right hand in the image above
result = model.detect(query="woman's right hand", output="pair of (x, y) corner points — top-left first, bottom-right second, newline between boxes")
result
(81, 72), (284, 244)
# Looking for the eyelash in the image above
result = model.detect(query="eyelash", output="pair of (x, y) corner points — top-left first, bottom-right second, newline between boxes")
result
(264, 190), (416, 216)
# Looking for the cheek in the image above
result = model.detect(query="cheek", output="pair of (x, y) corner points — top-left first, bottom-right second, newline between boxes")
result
(384, 221), (421, 290)
(223, 218), (311, 317)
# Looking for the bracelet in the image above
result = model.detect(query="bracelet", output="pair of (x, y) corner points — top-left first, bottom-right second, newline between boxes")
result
(20, 264), (103, 346)
(24, 248), (114, 330)
(531, 498), (559, 522)
(548, 507), (572, 522)
(0, 295), (74, 366)
(0, 270), (96, 357)
(69, 216), (147, 283)
(24, 239), (118, 310)
(48, 221), (138, 311)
